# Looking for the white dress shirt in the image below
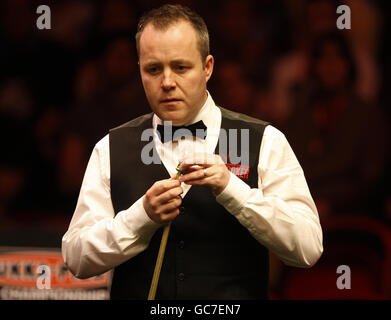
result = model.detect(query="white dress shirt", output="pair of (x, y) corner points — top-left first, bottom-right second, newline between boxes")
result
(62, 92), (323, 279)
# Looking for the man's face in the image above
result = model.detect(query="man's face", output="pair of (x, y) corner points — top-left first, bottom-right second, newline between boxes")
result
(138, 20), (213, 126)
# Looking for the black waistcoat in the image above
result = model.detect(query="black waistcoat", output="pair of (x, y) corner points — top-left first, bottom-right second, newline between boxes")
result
(109, 107), (269, 299)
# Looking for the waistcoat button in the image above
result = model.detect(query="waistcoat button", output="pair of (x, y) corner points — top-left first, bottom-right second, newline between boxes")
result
(178, 273), (185, 281)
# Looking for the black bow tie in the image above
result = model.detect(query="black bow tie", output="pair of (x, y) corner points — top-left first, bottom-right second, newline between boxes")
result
(156, 120), (207, 143)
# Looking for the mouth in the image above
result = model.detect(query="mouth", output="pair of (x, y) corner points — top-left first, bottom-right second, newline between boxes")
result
(160, 97), (182, 105)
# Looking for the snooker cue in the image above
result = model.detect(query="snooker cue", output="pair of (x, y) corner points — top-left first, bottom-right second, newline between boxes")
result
(147, 164), (183, 300)
(147, 221), (172, 300)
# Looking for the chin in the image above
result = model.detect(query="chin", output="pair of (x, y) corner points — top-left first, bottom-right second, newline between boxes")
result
(159, 111), (188, 125)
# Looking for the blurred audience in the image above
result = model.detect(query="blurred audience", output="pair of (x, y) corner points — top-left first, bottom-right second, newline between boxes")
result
(284, 32), (389, 218)
(0, 78), (34, 221)
(212, 60), (255, 114)
(66, 34), (148, 151)
(270, 0), (381, 126)
(98, 0), (137, 36)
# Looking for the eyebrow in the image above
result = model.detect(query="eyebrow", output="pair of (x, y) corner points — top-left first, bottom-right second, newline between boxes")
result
(143, 61), (160, 66)
(142, 59), (193, 66)
(170, 59), (193, 65)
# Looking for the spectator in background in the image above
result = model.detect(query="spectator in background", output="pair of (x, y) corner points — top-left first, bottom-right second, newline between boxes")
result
(0, 79), (34, 222)
(0, 0), (36, 83)
(284, 32), (389, 218)
(343, 0), (382, 103)
(251, 83), (287, 129)
(58, 34), (149, 214)
(66, 34), (148, 152)
(212, 60), (255, 115)
(98, 0), (137, 36)
(210, 0), (291, 101)
(30, 0), (97, 111)
(270, 0), (381, 127)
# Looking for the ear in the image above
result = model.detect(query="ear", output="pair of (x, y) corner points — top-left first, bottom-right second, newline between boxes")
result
(204, 55), (214, 82)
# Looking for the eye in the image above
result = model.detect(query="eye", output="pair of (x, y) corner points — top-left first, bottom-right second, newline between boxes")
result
(145, 65), (160, 75)
(175, 65), (187, 72)
(149, 67), (158, 74)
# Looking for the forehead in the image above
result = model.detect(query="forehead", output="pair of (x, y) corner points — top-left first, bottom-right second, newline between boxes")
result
(139, 21), (201, 62)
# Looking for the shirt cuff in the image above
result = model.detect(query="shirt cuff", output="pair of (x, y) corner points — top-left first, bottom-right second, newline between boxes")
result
(121, 197), (161, 239)
(216, 172), (252, 216)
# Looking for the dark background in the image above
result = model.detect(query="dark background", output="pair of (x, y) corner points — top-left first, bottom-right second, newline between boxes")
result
(1, 0), (391, 299)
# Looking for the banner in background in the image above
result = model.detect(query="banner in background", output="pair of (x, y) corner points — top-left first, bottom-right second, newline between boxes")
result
(0, 247), (111, 300)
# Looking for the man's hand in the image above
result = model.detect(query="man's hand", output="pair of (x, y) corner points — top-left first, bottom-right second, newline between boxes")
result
(178, 153), (230, 196)
(143, 178), (183, 224)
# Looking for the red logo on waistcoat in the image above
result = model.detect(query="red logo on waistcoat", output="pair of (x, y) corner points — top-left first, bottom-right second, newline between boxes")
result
(226, 163), (250, 179)
(220, 154), (250, 179)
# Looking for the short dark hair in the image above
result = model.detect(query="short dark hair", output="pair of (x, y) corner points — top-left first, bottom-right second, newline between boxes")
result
(135, 4), (210, 63)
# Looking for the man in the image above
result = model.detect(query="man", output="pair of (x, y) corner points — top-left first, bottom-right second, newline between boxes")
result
(62, 4), (323, 300)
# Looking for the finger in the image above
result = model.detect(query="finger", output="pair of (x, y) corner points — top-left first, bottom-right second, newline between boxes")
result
(180, 153), (214, 167)
(171, 169), (186, 179)
(159, 209), (180, 223)
(151, 179), (181, 197)
(179, 153), (217, 171)
(157, 196), (182, 214)
(182, 177), (212, 186)
(156, 186), (183, 204)
(179, 167), (208, 183)
(181, 173), (218, 187)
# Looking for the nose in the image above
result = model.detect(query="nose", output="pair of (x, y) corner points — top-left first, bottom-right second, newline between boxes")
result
(161, 69), (176, 91)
